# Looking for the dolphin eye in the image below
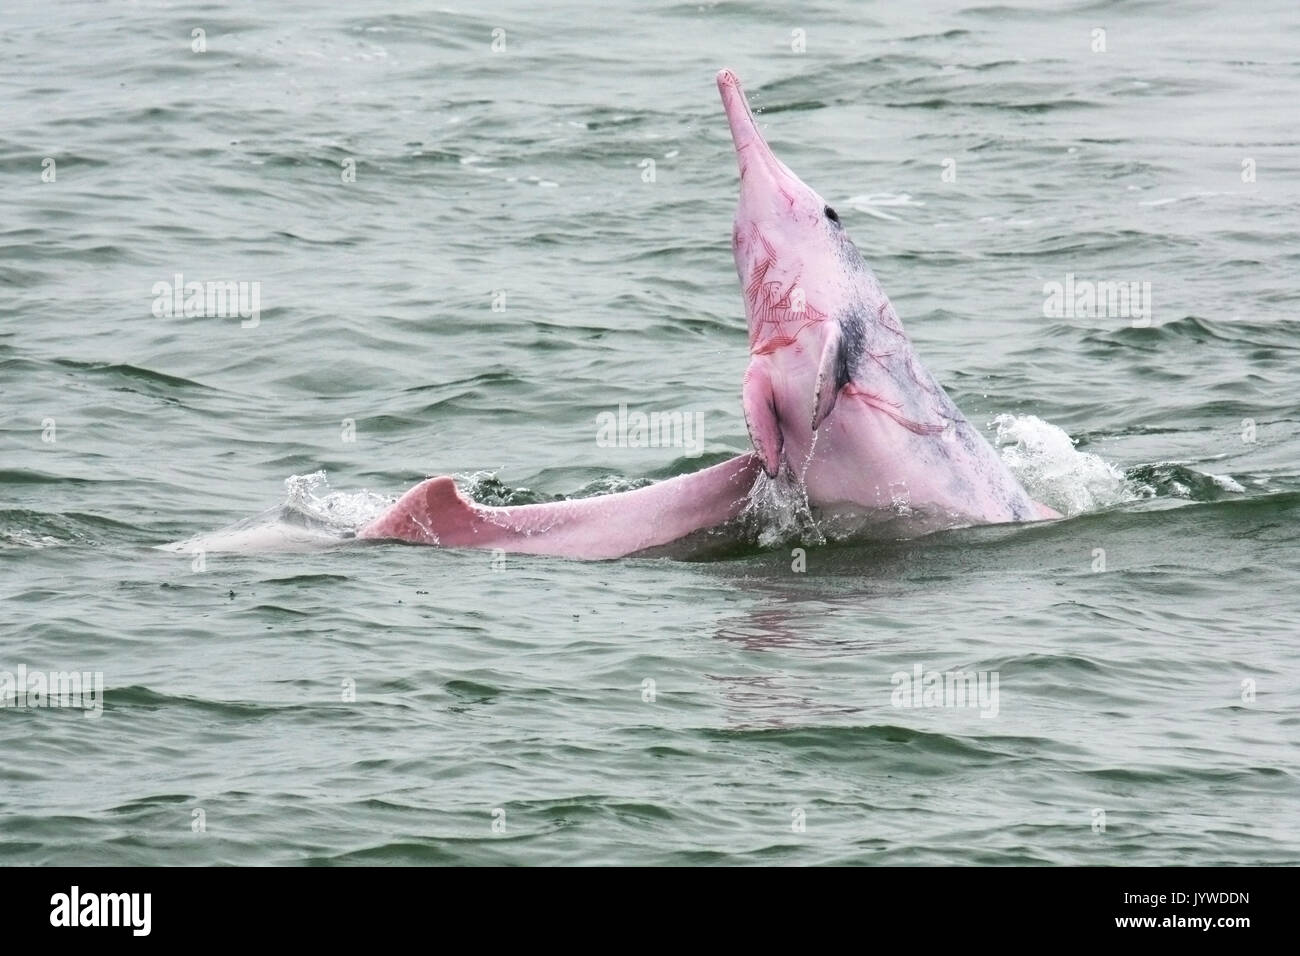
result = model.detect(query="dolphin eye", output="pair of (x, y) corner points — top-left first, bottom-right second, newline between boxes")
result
(824, 205), (840, 224)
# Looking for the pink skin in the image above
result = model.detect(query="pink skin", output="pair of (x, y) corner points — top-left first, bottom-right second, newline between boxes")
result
(358, 453), (762, 559)
(718, 68), (1057, 526)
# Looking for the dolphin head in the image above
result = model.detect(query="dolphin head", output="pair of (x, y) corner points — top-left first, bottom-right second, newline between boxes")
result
(717, 68), (865, 353)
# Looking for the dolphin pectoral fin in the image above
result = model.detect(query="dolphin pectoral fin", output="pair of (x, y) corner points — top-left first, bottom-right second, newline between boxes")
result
(812, 322), (845, 431)
(742, 361), (783, 477)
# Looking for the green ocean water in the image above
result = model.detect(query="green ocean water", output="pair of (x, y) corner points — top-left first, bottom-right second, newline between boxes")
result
(1, 0), (1298, 864)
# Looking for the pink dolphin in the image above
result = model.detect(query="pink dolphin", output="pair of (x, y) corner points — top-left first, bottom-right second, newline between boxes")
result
(360, 70), (1055, 557)
(717, 68), (1057, 528)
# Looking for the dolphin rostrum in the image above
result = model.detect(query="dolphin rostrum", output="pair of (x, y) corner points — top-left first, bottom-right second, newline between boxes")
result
(359, 70), (1055, 557)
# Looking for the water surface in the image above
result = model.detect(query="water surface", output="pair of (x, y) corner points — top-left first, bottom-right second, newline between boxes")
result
(1, 0), (1298, 864)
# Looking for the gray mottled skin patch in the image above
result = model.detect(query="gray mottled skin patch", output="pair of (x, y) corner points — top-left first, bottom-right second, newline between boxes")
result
(834, 304), (865, 397)
(827, 242), (1037, 521)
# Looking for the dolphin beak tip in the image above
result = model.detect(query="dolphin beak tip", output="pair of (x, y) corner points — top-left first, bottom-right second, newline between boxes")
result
(716, 68), (742, 106)
(717, 69), (755, 153)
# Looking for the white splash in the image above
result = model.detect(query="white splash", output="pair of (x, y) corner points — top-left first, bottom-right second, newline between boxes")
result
(283, 470), (389, 530)
(160, 471), (390, 554)
(743, 468), (822, 549)
(0, 530), (63, 549)
(992, 414), (1135, 516)
(1210, 473), (1246, 494)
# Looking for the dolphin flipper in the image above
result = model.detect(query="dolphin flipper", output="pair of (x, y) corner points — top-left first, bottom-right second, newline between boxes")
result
(742, 360), (783, 477)
(811, 320), (845, 431)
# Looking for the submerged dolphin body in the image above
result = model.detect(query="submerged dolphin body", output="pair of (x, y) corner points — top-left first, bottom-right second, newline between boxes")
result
(360, 71), (1055, 558)
(717, 69), (1055, 529)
